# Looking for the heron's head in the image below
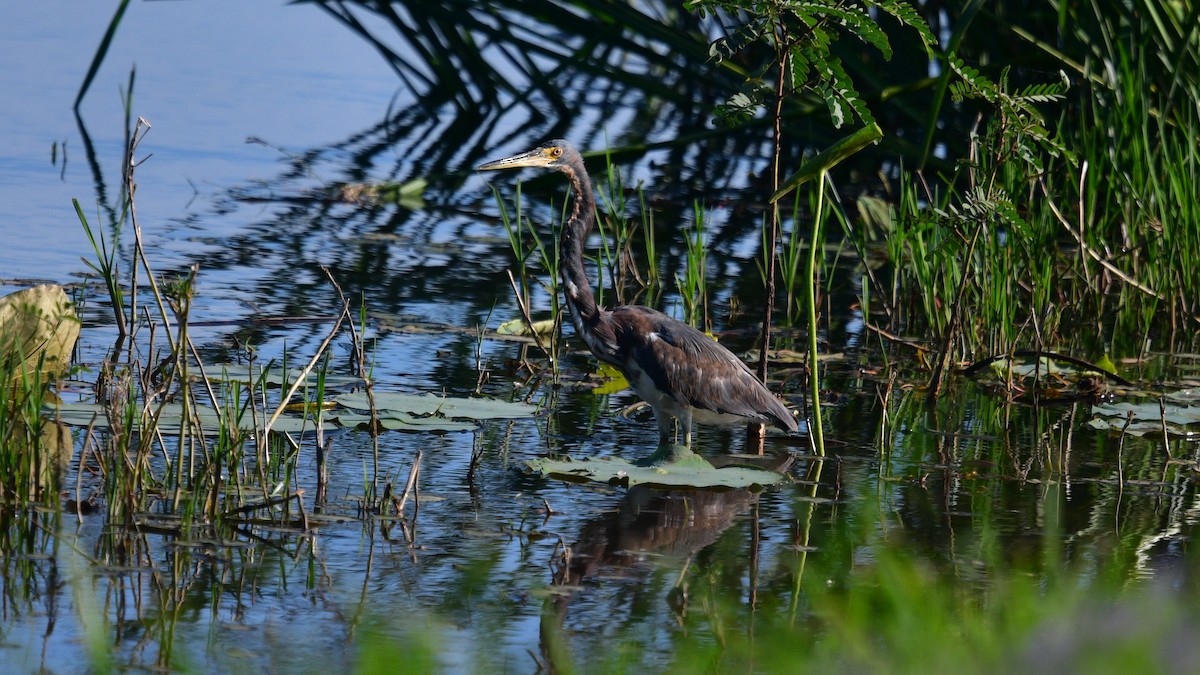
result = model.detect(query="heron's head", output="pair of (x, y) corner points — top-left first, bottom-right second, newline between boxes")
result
(476, 139), (580, 173)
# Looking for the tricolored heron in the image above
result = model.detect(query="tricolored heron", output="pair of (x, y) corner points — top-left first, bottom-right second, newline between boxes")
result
(477, 140), (797, 448)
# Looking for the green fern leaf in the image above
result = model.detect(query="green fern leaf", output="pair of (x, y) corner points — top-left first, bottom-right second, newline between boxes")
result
(789, 48), (812, 87)
(1014, 139), (1045, 174)
(816, 55), (876, 127)
(710, 17), (770, 63)
(924, 228), (964, 262)
(1015, 82), (1069, 104)
(789, 1), (893, 60)
(948, 81), (971, 103)
(714, 90), (762, 126)
(991, 195), (1029, 235)
(870, 0), (938, 54)
(948, 56), (1000, 103)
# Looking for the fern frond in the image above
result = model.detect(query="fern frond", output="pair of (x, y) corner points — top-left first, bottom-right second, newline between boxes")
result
(789, 27), (832, 88)
(990, 194), (1029, 235)
(870, 0), (938, 54)
(788, 1), (893, 60)
(1014, 82), (1069, 104)
(948, 56), (1000, 103)
(715, 90), (764, 126)
(709, 17), (771, 63)
(1014, 138), (1045, 174)
(815, 54), (876, 127)
(789, 47), (812, 87)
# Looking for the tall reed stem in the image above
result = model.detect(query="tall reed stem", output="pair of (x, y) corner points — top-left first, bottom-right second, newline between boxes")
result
(806, 172), (827, 457)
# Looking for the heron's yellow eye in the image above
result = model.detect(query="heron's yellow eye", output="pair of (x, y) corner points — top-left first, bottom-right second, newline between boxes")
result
(549, 147), (563, 158)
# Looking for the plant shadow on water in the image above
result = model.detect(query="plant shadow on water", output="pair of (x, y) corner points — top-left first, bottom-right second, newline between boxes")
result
(4, 0), (1200, 672)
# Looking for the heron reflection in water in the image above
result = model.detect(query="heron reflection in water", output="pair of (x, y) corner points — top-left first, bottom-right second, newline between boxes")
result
(478, 140), (796, 449)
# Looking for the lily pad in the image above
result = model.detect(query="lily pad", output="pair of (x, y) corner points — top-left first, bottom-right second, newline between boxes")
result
(1089, 399), (1200, 437)
(205, 363), (364, 389)
(45, 401), (331, 434)
(991, 357), (1068, 379)
(590, 363), (630, 395)
(496, 317), (556, 337)
(335, 391), (539, 420)
(527, 444), (788, 489)
(1165, 388), (1200, 403)
(964, 350), (1133, 387)
(330, 410), (476, 433)
(47, 390), (535, 436)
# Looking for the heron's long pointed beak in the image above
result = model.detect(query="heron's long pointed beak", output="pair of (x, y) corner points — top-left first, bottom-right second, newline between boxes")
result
(476, 148), (556, 172)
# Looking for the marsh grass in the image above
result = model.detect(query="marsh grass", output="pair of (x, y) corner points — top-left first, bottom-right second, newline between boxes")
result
(637, 188), (661, 295)
(676, 201), (710, 330)
(595, 148), (658, 308)
(0, 359), (54, 503)
(0, 284), (80, 506)
(875, 38), (1200, 386)
(496, 182), (564, 379)
(76, 200), (127, 336)
(53, 122), (374, 523)
(779, 193), (807, 324)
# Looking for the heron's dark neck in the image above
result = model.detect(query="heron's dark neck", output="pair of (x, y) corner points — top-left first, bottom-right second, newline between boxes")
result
(559, 163), (600, 322)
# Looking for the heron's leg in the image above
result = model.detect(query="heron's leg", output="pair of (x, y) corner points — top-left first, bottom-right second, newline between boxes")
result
(654, 409), (674, 447)
(679, 408), (694, 448)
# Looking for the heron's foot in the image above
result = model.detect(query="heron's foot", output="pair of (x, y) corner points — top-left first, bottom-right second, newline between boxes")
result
(635, 442), (708, 469)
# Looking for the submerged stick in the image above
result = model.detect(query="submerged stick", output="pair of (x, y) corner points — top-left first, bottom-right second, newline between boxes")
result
(261, 310), (346, 436)
(396, 448), (423, 517)
(323, 266), (380, 503)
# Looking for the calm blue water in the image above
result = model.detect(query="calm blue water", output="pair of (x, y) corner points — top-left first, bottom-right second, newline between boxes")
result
(0, 1), (399, 284)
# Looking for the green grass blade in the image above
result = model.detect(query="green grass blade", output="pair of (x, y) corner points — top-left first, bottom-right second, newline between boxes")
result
(74, 0), (132, 110)
(770, 123), (882, 203)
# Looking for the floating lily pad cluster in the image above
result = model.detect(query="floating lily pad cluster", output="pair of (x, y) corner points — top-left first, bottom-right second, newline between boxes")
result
(331, 391), (538, 432)
(45, 364), (539, 435)
(1089, 389), (1200, 437)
